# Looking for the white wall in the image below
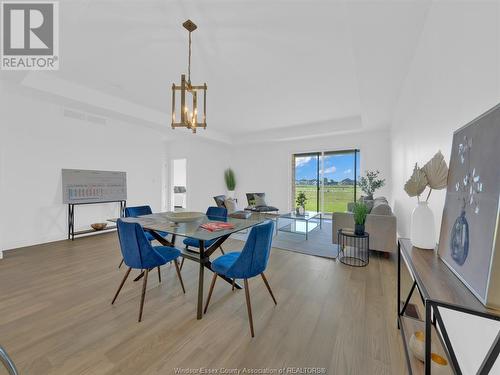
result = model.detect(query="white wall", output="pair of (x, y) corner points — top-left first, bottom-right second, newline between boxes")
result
(232, 129), (392, 211)
(166, 136), (229, 212)
(391, 2), (500, 373)
(0, 85), (166, 251)
(391, 1), (500, 239)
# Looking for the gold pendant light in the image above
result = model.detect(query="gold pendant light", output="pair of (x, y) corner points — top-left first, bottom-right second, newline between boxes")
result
(171, 20), (207, 133)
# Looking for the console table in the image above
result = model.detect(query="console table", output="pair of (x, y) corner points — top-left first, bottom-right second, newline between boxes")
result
(68, 200), (126, 240)
(397, 238), (500, 374)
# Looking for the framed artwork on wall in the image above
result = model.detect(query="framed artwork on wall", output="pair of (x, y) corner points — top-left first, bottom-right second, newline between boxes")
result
(438, 103), (500, 308)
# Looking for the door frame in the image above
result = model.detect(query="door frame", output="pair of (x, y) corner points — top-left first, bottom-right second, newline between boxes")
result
(170, 158), (188, 211)
(291, 149), (360, 214)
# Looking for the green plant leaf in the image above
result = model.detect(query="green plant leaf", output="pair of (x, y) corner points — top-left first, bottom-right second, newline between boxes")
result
(224, 168), (236, 190)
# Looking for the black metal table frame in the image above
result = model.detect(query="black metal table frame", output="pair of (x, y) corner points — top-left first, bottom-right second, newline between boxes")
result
(397, 241), (500, 374)
(68, 200), (126, 240)
(146, 229), (243, 320)
(337, 229), (369, 267)
(277, 212), (322, 240)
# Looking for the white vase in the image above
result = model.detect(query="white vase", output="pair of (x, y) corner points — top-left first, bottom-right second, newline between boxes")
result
(226, 190), (235, 199)
(409, 331), (425, 361)
(410, 202), (436, 249)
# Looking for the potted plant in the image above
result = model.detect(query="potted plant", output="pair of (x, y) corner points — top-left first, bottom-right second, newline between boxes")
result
(224, 168), (236, 199)
(296, 192), (307, 215)
(358, 170), (385, 201)
(353, 202), (369, 235)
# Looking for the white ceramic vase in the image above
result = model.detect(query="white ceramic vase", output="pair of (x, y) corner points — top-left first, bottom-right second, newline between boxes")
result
(409, 331), (425, 361)
(226, 190), (235, 199)
(410, 201), (436, 249)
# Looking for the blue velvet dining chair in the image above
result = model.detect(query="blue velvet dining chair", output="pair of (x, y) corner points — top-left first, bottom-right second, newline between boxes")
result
(118, 205), (170, 272)
(125, 205), (170, 242)
(203, 220), (276, 337)
(180, 206), (228, 270)
(111, 219), (185, 322)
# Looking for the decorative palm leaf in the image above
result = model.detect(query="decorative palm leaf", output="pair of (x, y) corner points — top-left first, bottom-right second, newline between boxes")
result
(422, 151), (448, 190)
(404, 163), (428, 197)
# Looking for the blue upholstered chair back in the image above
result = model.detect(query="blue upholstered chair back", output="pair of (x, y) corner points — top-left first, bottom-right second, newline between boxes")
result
(116, 219), (165, 269)
(227, 220), (274, 278)
(125, 205), (153, 218)
(206, 206), (227, 221)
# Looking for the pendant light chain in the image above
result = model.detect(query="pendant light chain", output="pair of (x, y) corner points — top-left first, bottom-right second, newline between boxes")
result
(188, 31), (192, 84)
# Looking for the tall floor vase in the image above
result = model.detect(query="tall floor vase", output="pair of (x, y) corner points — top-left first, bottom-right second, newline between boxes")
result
(410, 202), (436, 249)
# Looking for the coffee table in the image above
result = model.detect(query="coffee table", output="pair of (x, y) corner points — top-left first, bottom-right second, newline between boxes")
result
(277, 211), (322, 240)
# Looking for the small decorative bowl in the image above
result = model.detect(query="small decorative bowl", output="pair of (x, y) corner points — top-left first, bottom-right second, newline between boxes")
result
(431, 353), (449, 375)
(91, 223), (108, 231)
(409, 331), (425, 361)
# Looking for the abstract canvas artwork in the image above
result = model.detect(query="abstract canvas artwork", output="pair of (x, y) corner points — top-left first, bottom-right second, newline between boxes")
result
(438, 104), (500, 308)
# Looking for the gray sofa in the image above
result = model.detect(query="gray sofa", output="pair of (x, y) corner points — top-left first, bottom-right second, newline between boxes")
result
(332, 197), (397, 255)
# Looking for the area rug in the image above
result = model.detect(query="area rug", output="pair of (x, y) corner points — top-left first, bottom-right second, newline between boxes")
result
(231, 219), (337, 259)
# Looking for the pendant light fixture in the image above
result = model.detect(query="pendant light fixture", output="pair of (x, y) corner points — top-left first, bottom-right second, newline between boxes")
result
(171, 20), (207, 133)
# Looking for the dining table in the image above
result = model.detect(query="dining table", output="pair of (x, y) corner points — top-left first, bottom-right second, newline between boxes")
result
(109, 212), (265, 320)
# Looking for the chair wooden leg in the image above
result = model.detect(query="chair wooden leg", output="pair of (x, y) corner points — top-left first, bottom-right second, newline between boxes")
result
(244, 279), (255, 337)
(219, 246), (225, 255)
(232, 279), (235, 291)
(157, 266), (161, 283)
(118, 258), (124, 269)
(174, 259), (186, 294)
(138, 269), (149, 322)
(204, 273), (218, 314)
(180, 257), (185, 270)
(112, 267), (132, 304)
(261, 272), (277, 305)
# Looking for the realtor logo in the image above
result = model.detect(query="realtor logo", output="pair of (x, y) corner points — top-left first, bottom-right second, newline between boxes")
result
(1, 1), (59, 70)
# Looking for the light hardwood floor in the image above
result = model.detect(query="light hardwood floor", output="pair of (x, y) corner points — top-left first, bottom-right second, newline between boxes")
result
(0, 233), (408, 375)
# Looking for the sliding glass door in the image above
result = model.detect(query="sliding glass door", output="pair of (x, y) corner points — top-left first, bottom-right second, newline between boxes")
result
(293, 150), (360, 214)
(293, 153), (320, 212)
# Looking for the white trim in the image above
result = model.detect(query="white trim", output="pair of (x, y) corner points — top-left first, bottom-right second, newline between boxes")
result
(290, 148), (362, 214)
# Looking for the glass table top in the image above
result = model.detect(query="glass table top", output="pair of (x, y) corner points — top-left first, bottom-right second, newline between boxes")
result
(278, 221), (320, 234)
(110, 212), (264, 242)
(279, 211), (321, 221)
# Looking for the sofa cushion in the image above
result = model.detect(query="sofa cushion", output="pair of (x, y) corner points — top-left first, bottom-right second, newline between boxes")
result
(224, 198), (238, 213)
(371, 198), (392, 215)
(246, 193), (266, 207)
(213, 195), (227, 208)
(254, 194), (267, 207)
(246, 206), (278, 213)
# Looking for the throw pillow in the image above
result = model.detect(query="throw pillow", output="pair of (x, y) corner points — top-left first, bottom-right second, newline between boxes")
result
(254, 194), (267, 207)
(224, 198), (238, 214)
(371, 201), (392, 215)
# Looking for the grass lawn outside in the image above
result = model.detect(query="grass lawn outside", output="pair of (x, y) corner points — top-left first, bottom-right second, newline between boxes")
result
(295, 185), (360, 213)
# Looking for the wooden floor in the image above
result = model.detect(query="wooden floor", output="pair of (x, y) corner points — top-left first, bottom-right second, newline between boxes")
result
(0, 233), (408, 375)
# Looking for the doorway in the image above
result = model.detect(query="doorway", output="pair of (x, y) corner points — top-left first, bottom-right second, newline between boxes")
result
(292, 150), (360, 216)
(171, 158), (187, 211)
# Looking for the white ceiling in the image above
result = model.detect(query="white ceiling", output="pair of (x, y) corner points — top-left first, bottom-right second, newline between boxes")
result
(3, 0), (433, 141)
